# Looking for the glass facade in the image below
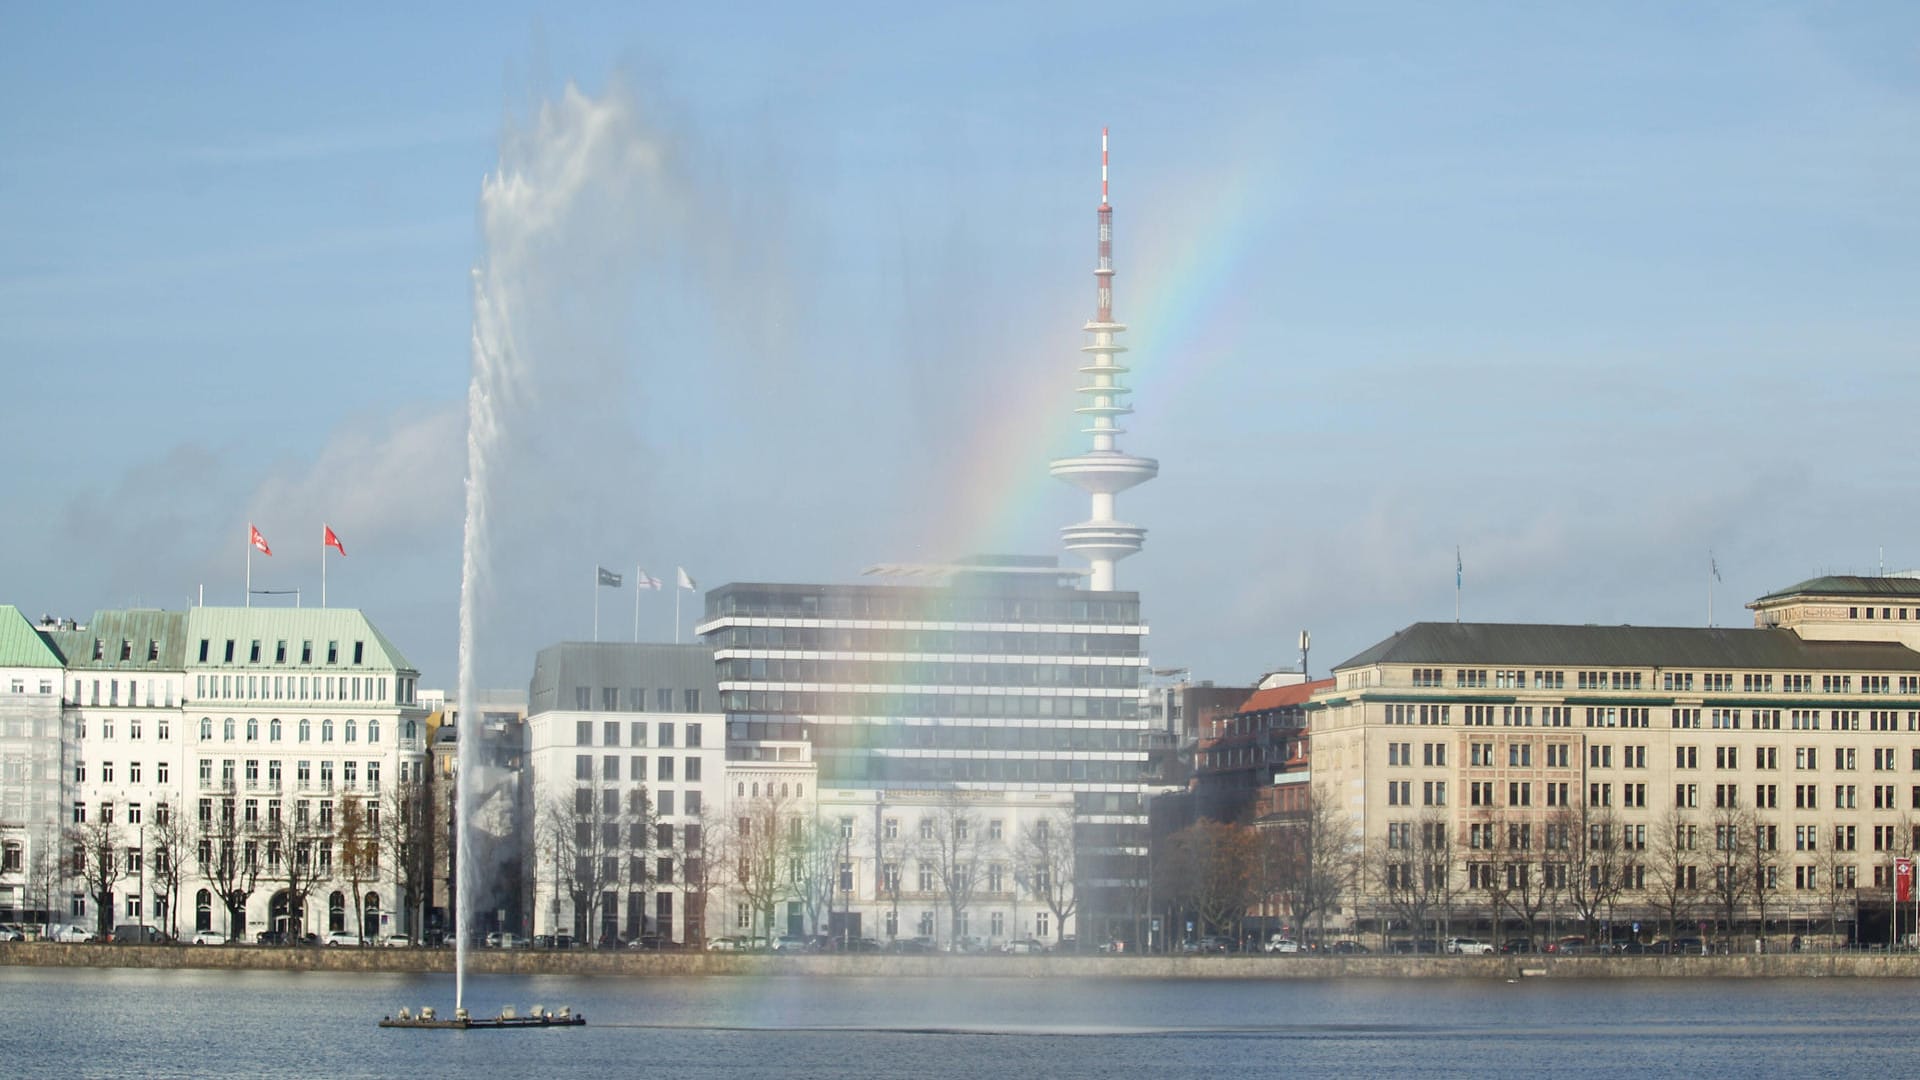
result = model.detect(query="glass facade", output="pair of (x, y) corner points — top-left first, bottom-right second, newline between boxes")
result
(702, 560), (1157, 941)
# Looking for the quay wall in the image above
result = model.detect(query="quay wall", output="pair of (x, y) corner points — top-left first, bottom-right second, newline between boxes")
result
(4, 943), (1920, 979)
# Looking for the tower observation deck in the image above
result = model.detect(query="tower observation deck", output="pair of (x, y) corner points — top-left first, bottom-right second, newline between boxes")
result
(1049, 128), (1158, 592)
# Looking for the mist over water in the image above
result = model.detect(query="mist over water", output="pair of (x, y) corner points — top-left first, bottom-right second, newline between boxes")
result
(457, 79), (717, 1006)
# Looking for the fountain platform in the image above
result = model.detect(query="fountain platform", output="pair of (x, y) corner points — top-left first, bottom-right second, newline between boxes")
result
(379, 1005), (584, 1030)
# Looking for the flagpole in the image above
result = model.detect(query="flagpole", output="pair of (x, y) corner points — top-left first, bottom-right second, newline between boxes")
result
(634, 564), (642, 643)
(246, 539), (252, 608)
(593, 566), (601, 642)
(675, 585), (681, 645)
(321, 531), (328, 609)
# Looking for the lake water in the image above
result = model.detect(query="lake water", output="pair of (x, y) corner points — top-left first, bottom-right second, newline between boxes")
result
(2, 968), (1916, 1078)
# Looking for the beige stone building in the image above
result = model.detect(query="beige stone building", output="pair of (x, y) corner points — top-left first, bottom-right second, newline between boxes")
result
(1310, 575), (1920, 945)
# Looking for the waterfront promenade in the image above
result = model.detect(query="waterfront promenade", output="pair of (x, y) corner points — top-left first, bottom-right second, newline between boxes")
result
(6, 941), (1920, 978)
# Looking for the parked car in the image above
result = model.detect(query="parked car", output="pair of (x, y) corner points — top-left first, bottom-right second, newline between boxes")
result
(1330, 940), (1371, 955)
(706, 936), (743, 951)
(189, 930), (227, 946)
(771, 935), (813, 952)
(1546, 936), (1589, 955)
(323, 931), (364, 947)
(254, 929), (290, 946)
(1500, 938), (1536, 954)
(1264, 936), (1301, 954)
(0, 926), (22, 942)
(1446, 937), (1494, 956)
(50, 924), (96, 943)
(886, 936), (935, 954)
(380, 934), (411, 948)
(112, 924), (164, 944)
(483, 932), (526, 949)
(1002, 938), (1048, 955)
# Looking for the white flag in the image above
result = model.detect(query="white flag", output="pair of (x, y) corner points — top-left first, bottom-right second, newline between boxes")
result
(676, 566), (697, 591)
(638, 570), (664, 591)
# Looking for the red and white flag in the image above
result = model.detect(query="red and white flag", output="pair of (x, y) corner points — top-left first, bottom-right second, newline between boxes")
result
(249, 524), (273, 556)
(1898, 858), (1913, 904)
(324, 525), (346, 557)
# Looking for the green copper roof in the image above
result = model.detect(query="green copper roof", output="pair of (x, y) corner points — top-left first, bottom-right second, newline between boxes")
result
(0, 605), (65, 668)
(182, 607), (417, 674)
(1751, 575), (1920, 605)
(44, 609), (189, 671)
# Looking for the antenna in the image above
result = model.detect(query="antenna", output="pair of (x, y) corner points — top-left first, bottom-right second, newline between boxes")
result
(1101, 126), (1109, 206)
(1298, 630), (1311, 678)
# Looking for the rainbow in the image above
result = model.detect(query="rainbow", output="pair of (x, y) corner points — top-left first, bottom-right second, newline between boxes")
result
(916, 156), (1269, 569)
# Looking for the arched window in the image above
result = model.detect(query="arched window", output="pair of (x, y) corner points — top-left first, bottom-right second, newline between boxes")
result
(322, 719), (334, 743)
(196, 888), (213, 933)
(367, 719), (380, 744)
(246, 718), (259, 742)
(751, 783), (759, 797)
(328, 890), (346, 933)
(403, 720), (416, 741)
(298, 718), (311, 743)
(223, 717), (235, 741)
(363, 892), (381, 940)
(796, 784), (803, 798)
(200, 717), (213, 740)
(344, 719), (357, 743)
(270, 718), (282, 742)
(737, 782), (745, 797)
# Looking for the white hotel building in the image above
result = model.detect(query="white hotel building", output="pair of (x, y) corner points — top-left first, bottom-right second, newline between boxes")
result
(33, 605), (429, 938)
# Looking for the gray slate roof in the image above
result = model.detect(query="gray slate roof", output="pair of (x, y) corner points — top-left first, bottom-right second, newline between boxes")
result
(1334, 622), (1920, 673)
(528, 642), (718, 714)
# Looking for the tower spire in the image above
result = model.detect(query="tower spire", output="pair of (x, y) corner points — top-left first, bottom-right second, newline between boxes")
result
(1050, 128), (1158, 592)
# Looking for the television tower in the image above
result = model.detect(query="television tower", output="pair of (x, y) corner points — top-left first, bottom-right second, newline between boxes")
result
(1050, 128), (1158, 592)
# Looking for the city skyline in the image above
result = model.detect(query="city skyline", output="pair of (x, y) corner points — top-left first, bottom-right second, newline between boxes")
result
(4, 5), (1918, 689)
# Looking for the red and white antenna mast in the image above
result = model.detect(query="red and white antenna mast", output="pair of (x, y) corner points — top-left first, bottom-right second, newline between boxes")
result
(1096, 127), (1114, 323)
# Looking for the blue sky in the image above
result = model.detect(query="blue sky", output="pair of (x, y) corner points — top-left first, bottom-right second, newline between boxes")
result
(3, 3), (1918, 690)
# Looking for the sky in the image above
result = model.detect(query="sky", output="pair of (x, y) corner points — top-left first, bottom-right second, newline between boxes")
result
(3, 3), (1918, 692)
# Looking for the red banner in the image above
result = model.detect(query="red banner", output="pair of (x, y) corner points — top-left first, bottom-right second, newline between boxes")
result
(1897, 857), (1913, 903)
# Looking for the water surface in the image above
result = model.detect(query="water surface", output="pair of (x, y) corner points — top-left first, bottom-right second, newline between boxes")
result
(2, 969), (1911, 1078)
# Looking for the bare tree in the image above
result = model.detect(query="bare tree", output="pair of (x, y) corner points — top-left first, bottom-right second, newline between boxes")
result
(259, 794), (329, 941)
(147, 801), (189, 939)
(337, 795), (379, 942)
(68, 814), (126, 940)
(722, 790), (798, 941)
(379, 775), (434, 941)
(1464, 807), (1510, 945)
(675, 807), (713, 945)
(196, 798), (260, 939)
(1156, 820), (1257, 941)
(1496, 812), (1558, 949)
(1262, 786), (1361, 946)
(1646, 804), (1700, 944)
(1369, 816), (1441, 949)
(550, 779), (641, 946)
(1750, 817), (1781, 948)
(787, 815), (843, 938)
(1704, 803), (1754, 951)
(875, 812), (911, 943)
(919, 793), (996, 949)
(1815, 833), (1857, 950)
(27, 827), (66, 935)
(1556, 799), (1624, 944)
(1014, 810), (1077, 945)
